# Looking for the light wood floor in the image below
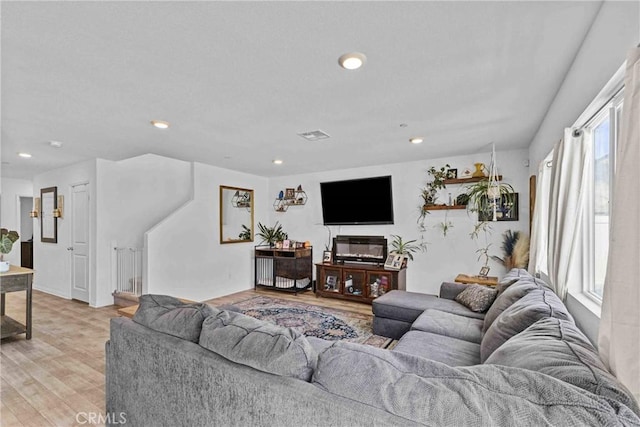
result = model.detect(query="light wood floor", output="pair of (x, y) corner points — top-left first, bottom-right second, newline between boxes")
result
(0, 288), (373, 426)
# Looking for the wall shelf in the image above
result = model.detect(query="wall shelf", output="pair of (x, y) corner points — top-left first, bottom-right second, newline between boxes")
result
(423, 204), (467, 211)
(443, 175), (502, 185)
(274, 185), (307, 212)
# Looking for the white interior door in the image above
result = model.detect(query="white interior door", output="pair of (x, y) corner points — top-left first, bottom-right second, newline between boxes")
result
(71, 183), (90, 302)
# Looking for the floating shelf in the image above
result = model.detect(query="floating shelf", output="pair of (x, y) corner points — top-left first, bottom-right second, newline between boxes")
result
(423, 205), (467, 211)
(274, 185), (308, 212)
(443, 175), (502, 185)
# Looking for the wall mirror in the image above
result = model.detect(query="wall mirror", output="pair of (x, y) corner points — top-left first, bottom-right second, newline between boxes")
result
(41, 186), (58, 243)
(219, 185), (254, 244)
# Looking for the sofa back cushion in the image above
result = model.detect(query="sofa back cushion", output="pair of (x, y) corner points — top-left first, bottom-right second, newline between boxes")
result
(482, 279), (541, 334)
(133, 294), (219, 342)
(199, 310), (317, 381)
(311, 341), (638, 425)
(485, 317), (639, 416)
(480, 288), (572, 362)
(495, 268), (533, 295)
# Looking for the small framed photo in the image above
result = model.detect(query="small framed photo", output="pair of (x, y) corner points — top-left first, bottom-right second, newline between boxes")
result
(460, 167), (473, 179)
(446, 168), (458, 179)
(385, 253), (405, 270)
(478, 266), (490, 277)
(325, 275), (337, 290)
(322, 250), (332, 264)
(282, 239), (290, 249)
(285, 188), (295, 199)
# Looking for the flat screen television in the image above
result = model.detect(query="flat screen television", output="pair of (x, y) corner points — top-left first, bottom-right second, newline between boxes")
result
(320, 175), (394, 225)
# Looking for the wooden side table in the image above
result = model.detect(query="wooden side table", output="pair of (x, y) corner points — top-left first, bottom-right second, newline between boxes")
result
(455, 273), (498, 287)
(1, 265), (34, 340)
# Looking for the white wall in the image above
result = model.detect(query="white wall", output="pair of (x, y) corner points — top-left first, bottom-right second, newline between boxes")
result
(145, 162), (269, 302)
(0, 178), (34, 266)
(527, 1), (639, 343)
(33, 160), (97, 300)
(529, 1), (639, 168)
(268, 149), (530, 296)
(94, 154), (192, 306)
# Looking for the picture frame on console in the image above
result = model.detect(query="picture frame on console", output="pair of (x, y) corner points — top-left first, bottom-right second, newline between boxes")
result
(384, 253), (404, 271)
(322, 250), (332, 264)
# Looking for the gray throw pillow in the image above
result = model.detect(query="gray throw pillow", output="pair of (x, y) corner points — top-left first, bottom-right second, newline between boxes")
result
(132, 294), (219, 342)
(454, 284), (498, 312)
(485, 317), (640, 416)
(480, 288), (572, 362)
(199, 310), (317, 381)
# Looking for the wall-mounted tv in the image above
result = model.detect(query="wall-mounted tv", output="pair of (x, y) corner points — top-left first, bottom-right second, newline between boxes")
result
(320, 175), (394, 225)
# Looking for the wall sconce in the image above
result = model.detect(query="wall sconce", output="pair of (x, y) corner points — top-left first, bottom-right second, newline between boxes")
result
(30, 197), (40, 218)
(53, 195), (64, 218)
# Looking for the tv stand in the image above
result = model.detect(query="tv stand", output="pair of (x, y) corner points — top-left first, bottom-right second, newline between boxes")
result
(315, 263), (406, 304)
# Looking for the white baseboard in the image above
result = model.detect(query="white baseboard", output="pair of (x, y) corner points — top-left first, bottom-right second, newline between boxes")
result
(33, 284), (71, 300)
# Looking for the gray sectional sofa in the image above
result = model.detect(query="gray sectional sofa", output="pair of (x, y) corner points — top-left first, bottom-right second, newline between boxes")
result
(106, 269), (640, 426)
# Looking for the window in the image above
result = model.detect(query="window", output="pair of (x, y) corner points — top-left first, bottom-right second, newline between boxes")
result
(583, 91), (623, 302)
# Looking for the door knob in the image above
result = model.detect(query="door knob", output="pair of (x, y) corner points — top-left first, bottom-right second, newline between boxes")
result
(67, 247), (74, 251)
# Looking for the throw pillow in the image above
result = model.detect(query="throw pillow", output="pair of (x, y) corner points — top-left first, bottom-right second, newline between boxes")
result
(199, 310), (317, 381)
(454, 284), (498, 312)
(132, 294), (219, 342)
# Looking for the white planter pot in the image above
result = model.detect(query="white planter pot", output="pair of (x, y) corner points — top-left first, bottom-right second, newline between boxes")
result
(0, 261), (10, 273)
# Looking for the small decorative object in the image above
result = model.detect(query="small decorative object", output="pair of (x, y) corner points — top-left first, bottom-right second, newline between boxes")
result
(490, 230), (530, 270)
(472, 163), (486, 178)
(325, 275), (337, 290)
(478, 266), (490, 277)
(282, 239), (291, 249)
(384, 254), (404, 271)
(304, 241), (312, 248)
(379, 276), (389, 294)
(322, 250), (332, 263)
(285, 188), (295, 199)
(278, 190), (284, 200)
(370, 280), (380, 298)
(446, 168), (458, 179)
(460, 167), (473, 179)
(275, 241), (283, 249)
(345, 274), (353, 289)
(456, 193), (470, 206)
(0, 228), (19, 272)
(348, 286), (354, 293)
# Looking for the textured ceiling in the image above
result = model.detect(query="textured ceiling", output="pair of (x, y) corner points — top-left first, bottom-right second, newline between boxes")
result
(1, 1), (603, 179)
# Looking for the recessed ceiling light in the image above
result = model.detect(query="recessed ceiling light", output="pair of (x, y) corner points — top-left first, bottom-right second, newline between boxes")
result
(338, 52), (366, 70)
(409, 137), (424, 144)
(399, 123), (408, 128)
(17, 152), (32, 158)
(273, 159), (283, 165)
(150, 120), (170, 129)
(49, 140), (63, 148)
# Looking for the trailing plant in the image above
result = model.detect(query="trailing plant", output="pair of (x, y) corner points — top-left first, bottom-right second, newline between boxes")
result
(491, 230), (530, 269)
(422, 164), (451, 206)
(238, 225), (252, 241)
(256, 222), (288, 245)
(0, 228), (19, 260)
(465, 179), (515, 215)
(436, 221), (454, 237)
(389, 234), (424, 261)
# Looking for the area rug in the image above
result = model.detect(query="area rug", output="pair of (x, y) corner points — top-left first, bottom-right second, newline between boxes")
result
(219, 295), (392, 349)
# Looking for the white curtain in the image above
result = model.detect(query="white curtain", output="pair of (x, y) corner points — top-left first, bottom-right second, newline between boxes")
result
(546, 128), (592, 301)
(528, 153), (553, 276)
(598, 47), (640, 402)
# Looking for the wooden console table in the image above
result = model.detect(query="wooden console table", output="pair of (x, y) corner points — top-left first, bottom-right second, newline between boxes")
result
(1, 265), (34, 340)
(454, 273), (498, 287)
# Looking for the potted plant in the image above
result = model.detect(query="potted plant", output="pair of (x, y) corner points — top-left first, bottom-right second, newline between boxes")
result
(0, 228), (20, 272)
(238, 225), (252, 241)
(389, 234), (424, 262)
(256, 222), (288, 246)
(421, 164), (451, 207)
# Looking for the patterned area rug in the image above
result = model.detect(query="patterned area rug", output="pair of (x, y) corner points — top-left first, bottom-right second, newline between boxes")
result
(220, 296), (392, 348)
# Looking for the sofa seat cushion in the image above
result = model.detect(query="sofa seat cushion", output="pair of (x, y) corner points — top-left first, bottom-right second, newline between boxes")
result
(480, 288), (573, 362)
(411, 309), (483, 344)
(485, 317), (640, 416)
(133, 294), (219, 342)
(199, 310), (317, 381)
(312, 341), (638, 426)
(393, 330), (481, 366)
(372, 290), (440, 324)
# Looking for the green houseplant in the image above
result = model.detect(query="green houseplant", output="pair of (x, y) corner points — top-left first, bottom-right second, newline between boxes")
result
(0, 228), (20, 272)
(256, 222), (288, 246)
(238, 225), (252, 241)
(389, 234), (424, 262)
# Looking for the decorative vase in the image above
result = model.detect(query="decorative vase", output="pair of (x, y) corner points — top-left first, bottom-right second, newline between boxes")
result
(472, 163), (486, 178)
(0, 261), (10, 273)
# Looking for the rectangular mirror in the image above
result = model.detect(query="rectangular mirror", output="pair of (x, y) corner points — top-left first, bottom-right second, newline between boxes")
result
(41, 186), (58, 243)
(220, 185), (254, 244)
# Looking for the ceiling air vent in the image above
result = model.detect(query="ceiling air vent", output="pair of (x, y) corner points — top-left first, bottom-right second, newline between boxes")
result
(297, 130), (330, 141)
